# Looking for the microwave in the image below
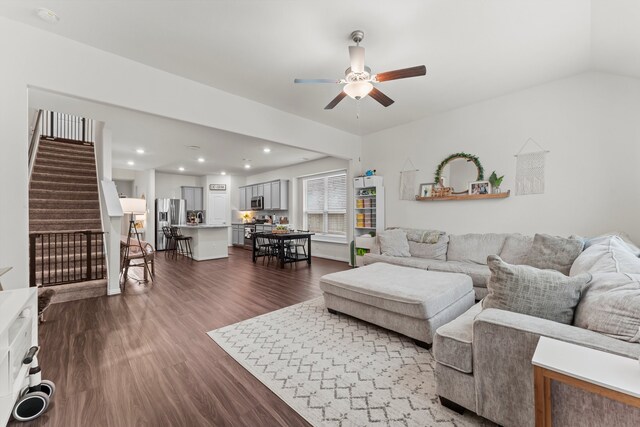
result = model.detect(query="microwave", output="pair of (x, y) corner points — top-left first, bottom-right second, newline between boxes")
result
(250, 196), (263, 210)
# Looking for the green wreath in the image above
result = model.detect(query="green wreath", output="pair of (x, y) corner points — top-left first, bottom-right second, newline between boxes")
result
(434, 152), (484, 184)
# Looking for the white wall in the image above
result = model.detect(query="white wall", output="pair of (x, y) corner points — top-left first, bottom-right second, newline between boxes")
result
(362, 72), (640, 243)
(0, 16), (358, 289)
(154, 172), (204, 200)
(246, 157), (352, 262)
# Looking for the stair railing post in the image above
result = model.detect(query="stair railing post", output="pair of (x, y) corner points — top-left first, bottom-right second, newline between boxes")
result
(85, 230), (93, 281)
(29, 234), (37, 287)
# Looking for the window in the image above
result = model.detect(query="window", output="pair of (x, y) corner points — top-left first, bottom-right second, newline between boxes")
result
(303, 172), (347, 241)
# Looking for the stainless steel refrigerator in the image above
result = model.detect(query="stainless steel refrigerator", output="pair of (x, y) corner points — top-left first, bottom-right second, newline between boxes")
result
(155, 198), (186, 250)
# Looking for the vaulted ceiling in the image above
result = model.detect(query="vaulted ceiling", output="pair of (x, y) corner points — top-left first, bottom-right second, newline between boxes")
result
(2, 1), (639, 135)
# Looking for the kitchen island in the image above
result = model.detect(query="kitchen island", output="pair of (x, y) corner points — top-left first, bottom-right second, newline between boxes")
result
(175, 224), (230, 261)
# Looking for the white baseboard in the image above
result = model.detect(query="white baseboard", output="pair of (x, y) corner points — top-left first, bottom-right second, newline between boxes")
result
(314, 254), (349, 263)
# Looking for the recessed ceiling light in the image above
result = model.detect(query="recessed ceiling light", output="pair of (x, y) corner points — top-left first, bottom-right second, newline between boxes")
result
(127, 161), (135, 166)
(36, 8), (59, 23)
(136, 148), (145, 154)
(263, 148), (271, 153)
(187, 145), (201, 150)
(178, 167), (185, 171)
(197, 157), (205, 162)
(220, 171), (227, 175)
(244, 164), (251, 169)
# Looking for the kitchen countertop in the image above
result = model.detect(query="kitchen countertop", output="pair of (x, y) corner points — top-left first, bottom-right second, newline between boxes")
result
(175, 224), (230, 229)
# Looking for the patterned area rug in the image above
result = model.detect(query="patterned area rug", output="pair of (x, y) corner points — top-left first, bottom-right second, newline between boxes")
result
(208, 298), (492, 427)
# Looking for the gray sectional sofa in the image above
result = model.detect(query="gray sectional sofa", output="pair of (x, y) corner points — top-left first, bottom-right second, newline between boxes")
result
(364, 229), (640, 426)
(364, 230), (533, 299)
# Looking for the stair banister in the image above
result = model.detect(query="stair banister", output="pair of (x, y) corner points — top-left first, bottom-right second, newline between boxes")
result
(27, 109), (43, 180)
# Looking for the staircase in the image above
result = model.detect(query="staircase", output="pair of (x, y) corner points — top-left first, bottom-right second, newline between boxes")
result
(29, 137), (107, 302)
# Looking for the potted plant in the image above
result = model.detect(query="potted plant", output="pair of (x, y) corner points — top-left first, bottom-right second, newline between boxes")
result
(488, 171), (504, 194)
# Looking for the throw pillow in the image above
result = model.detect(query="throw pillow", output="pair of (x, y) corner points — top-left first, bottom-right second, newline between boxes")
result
(378, 229), (411, 257)
(499, 234), (533, 264)
(408, 235), (449, 260)
(570, 236), (640, 276)
(483, 255), (591, 324)
(574, 272), (640, 342)
(523, 234), (584, 275)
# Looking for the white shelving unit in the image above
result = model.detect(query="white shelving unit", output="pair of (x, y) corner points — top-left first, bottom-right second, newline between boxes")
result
(0, 288), (38, 426)
(353, 176), (385, 267)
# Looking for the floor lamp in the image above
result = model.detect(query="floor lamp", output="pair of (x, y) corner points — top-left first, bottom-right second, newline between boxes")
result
(119, 198), (153, 284)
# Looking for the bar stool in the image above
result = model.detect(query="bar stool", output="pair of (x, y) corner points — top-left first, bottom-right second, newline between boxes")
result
(162, 226), (176, 257)
(170, 227), (193, 259)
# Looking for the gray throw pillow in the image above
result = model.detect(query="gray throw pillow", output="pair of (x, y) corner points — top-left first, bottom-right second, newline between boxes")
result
(408, 235), (449, 260)
(574, 272), (640, 342)
(378, 229), (411, 257)
(483, 255), (591, 324)
(523, 234), (584, 275)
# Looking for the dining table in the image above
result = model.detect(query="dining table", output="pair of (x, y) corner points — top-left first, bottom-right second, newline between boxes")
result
(252, 231), (314, 268)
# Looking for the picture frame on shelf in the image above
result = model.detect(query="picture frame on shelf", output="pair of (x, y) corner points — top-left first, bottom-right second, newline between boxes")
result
(419, 183), (435, 198)
(469, 180), (491, 195)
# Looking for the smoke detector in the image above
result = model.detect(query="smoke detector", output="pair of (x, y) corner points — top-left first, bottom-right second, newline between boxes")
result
(36, 8), (60, 23)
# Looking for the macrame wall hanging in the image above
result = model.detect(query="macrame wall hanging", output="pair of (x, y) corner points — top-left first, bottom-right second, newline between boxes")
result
(399, 158), (419, 200)
(515, 138), (550, 196)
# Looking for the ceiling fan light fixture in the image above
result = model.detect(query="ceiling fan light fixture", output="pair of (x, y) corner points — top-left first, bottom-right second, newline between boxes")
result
(344, 82), (373, 100)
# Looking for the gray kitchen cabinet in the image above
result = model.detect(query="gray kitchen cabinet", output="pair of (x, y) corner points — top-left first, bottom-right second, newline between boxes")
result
(237, 180), (288, 211)
(232, 225), (244, 245)
(239, 187), (246, 211)
(245, 187), (252, 211)
(181, 186), (203, 211)
(271, 181), (280, 209)
(263, 182), (272, 209)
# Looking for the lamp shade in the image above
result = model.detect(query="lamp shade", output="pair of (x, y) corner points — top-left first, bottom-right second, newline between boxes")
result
(343, 81), (373, 100)
(119, 197), (147, 215)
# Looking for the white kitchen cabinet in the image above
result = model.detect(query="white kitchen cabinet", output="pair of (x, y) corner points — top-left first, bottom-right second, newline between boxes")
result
(257, 184), (264, 197)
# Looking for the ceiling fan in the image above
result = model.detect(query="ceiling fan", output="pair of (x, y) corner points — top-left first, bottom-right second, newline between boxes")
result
(294, 30), (426, 110)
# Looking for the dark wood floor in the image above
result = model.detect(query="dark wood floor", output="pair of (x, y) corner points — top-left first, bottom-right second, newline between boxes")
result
(11, 248), (349, 427)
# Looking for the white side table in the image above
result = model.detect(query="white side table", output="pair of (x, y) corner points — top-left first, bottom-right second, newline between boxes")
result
(532, 337), (640, 427)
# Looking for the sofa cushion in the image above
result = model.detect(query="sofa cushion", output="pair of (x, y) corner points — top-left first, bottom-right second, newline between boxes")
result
(447, 233), (508, 265)
(319, 263), (473, 319)
(571, 235), (640, 276)
(363, 252), (432, 270)
(397, 228), (445, 244)
(483, 255), (591, 324)
(434, 302), (482, 374)
(425, 260), (491, 288)
(523, 233), (584, 275)
(499, 234), (533, 264)
(408, 234), (449, 260)
(378, 229), (411, 257)
(586, 232), (640, 257)
(574, 273), (640, 342)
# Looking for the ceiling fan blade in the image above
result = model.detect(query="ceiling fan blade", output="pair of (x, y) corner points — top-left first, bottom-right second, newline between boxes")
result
(369, 87), (394, 107)
(294, 78), (341, 84)
(349, 46), (365, 74)
(324, 91), (347, 110)
(375, 65), (426, 82)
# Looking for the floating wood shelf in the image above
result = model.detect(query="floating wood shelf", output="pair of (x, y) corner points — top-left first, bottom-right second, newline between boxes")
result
(415, 190), (510, 202)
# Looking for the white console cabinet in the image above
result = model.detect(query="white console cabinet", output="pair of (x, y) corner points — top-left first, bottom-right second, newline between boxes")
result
(0, 288), (38, 426)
